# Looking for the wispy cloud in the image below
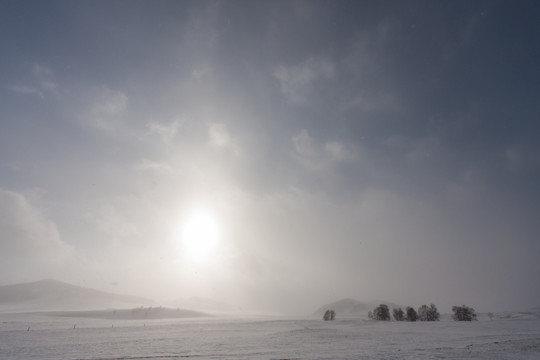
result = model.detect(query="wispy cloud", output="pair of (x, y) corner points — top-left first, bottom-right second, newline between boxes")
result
(275, 57), (335, 105)
(291, 129), (355, 170)
(9, 64), (58, 99)
(32, 64), (58, 90)
(147, 119), (180, 144)
(135, 158), (173, 173)
(86, 86), (128, 133)
(208, 123), (240, 155)
(0, 188), (71, 265)
(191, 67), (212, 80)
(10, 85), (44, 98)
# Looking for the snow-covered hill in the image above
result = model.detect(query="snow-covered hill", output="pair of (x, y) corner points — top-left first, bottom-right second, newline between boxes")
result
(0, 279), (153, 312)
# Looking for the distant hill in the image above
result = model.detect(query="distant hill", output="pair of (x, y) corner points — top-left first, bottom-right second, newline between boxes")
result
(49, 306), (208, 320)
(0, 279), (153, 312)
(169, 296), (239, 315)
(314, 298), (402, 318)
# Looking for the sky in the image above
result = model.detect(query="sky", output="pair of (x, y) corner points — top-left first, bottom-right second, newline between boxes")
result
(1, 0), (539, 314)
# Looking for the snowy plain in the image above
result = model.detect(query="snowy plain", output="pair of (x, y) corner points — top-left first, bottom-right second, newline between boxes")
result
(1, 313), (540, 360)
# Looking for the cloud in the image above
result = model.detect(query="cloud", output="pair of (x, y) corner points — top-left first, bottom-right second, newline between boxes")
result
(0, 188), (72, 267)
(324, 141), (356, 162)
(291, 129), (355, 170)
(292, 129), (317, 158)
(208, 123), (240, 154)
(9, 85), (44, 98)
(384, 134), (443, 164)
(147, 119), (180, 144)
(32, 64), (58, 90)
(275, 57), (335, 105)
(182, 1), (221, 58)
(87, 86), (128, 133)
(335, 21), (404, 114)
(9, 64), (58, 99)
(191, 67), (212, 80)
(135, 159), (173, 173)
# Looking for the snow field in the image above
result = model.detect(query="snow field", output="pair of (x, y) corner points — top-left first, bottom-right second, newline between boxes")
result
(1, 314), (539, 359)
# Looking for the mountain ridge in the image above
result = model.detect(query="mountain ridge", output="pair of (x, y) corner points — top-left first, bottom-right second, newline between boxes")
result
(0, 278), (153, 312)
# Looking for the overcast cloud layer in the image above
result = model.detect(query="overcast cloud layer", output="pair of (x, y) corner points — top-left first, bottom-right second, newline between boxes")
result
(1, 0), (539, 314)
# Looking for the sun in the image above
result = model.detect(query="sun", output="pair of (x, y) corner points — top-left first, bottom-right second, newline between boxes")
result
(180, 210), (220, 262)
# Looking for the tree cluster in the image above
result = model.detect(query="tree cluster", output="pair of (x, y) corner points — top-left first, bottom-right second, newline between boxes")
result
(405, 306), (417, 322)
(452, 305), (478, 321)
(418, 304), (440, 321)
(323, 309), (336, 321)
(392, 307), (405, 321)
(370, 304), (439, 321)
(369, 303), (482, 322)
(368, 304), (391, 321)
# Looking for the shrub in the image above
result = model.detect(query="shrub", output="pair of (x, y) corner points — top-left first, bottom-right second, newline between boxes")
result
(452, 305), (478, 321)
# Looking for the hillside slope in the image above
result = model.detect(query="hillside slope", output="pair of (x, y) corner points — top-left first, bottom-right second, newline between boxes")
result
(0, 279), (153, 312)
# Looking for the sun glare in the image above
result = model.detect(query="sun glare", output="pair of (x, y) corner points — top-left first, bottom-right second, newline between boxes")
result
(180, 210), (220, 262)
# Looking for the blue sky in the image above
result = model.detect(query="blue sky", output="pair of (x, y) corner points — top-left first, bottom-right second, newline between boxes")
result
(1, 0), (539, 313)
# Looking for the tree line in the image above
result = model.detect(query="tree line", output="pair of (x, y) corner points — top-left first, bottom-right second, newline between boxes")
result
(368, 303), (477, 321)
(322, 304), (478, 321)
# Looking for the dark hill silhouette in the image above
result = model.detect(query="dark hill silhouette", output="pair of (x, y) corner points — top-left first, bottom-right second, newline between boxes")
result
(0, 279), (153, 312)
(50, 306), (208, 320)
(314, 298), (402, 318)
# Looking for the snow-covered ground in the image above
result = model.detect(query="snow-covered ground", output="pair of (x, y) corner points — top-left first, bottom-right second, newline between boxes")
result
(1, 313), (539, 359)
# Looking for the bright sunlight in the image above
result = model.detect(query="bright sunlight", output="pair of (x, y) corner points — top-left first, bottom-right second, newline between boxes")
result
(180, 209), (221, 262)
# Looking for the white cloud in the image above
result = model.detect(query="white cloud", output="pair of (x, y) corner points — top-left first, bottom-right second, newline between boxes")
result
(275, 57), (335, 105)
(9, 64), (58, 99)
(0, 189), (71, 261)
(191, 67), (212, 80)
(291, 129), (316, 158)
(32, 64), (58, 90)
(136, 158), (172, 173)
(208, 123), (240, 154)
(337, 22), (402, 113)
(10, 85), (44, 98)
(324, 141), (355, 162)
(87, 86), (128, 133)
(147, 119), (179, 143)
(291, 129), (355, 170)
(183, 1), (221, 56)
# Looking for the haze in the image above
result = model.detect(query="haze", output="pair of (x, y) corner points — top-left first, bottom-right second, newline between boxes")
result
(1, 0), (539, 315)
